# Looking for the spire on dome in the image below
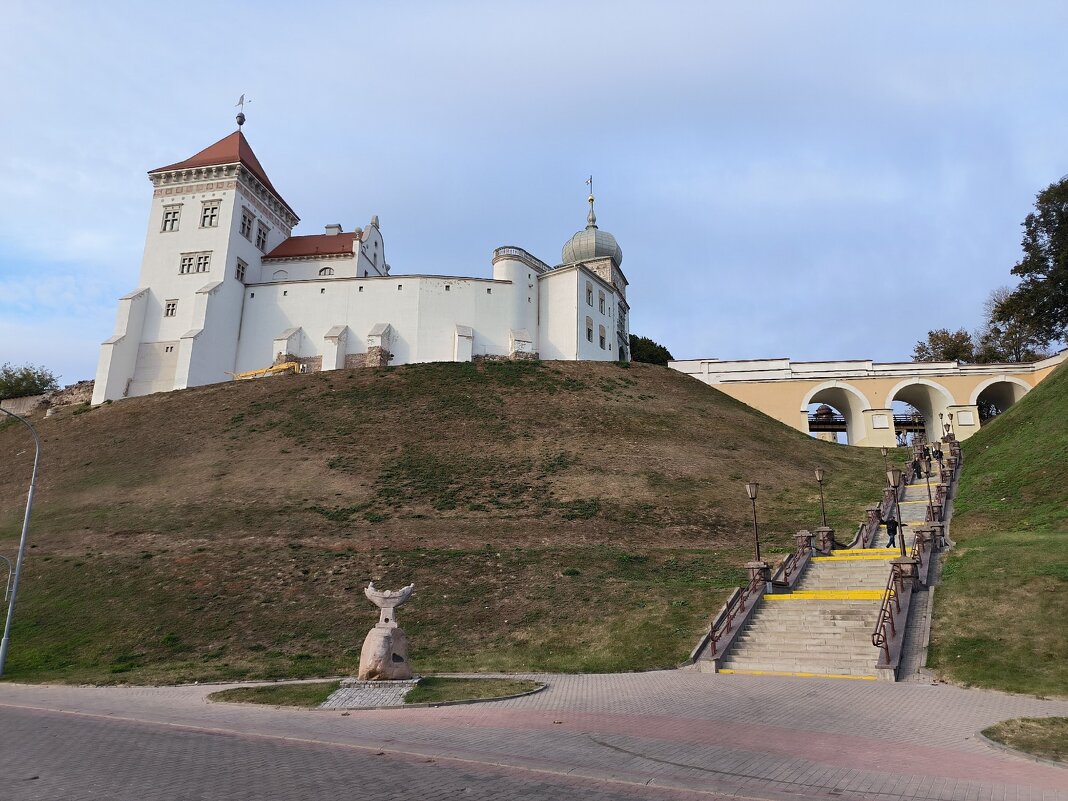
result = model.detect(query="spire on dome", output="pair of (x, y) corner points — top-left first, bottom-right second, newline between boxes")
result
(561, 176), (622, 267)
(585, 175), (597, 229)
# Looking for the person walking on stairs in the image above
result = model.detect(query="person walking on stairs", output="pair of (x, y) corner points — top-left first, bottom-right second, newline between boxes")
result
(886, 516), (903, 549)
(911, 456), (923, 480)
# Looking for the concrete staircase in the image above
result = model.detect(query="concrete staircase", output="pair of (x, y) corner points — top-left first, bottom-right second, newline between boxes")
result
(711, 465), (949, 680)
(717, 549), (899, 678)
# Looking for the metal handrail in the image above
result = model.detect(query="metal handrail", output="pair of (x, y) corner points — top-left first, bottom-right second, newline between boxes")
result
(871, 568), (902, 662)
(776, 537), (811, 585)
(708, 572), (765, 657)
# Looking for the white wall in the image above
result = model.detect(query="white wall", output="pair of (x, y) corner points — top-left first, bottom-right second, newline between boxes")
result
(234, 274), (522, 371)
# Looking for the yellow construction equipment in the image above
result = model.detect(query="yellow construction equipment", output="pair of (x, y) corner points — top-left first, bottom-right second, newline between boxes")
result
(228, 362), (305, 381)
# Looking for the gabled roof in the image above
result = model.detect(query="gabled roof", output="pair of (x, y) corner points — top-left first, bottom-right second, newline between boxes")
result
(263, 232), (357, 261)
(150, 130), (297, 218)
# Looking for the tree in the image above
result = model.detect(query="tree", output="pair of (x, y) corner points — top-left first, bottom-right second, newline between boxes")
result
(0, 363), (59, 401)
(629, 335), (674, 365)
(973, 286), (1050, 363)
(999, 177), (1068, 344)
(912, 329), (974, 363)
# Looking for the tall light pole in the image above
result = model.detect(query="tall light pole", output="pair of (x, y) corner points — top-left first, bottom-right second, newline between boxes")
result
(947, 413), (954, 438)
(744, 481), (761, 563)
(924, 456), (936, 522)
(938, 412), (944, 439)
(880, 447), (890, 482)
(0, 408), (41, 677)
(814, 467), (828, 528)
(886, 467), (905, 559)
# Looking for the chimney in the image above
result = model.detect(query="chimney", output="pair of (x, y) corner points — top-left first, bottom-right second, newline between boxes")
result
(324, 224), (343, 236)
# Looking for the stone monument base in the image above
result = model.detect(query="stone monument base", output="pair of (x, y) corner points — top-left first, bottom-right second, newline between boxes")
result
(358, 624), (412, 680)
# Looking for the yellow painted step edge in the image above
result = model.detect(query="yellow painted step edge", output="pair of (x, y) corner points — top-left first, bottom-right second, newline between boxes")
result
(765, 590), (884, 600)
(813, 555), (895, 561)
(719, 669), (877, 680)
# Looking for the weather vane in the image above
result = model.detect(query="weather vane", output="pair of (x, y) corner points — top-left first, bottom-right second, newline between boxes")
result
(585, 174), (594, 199)
(235, 94), (251, 128)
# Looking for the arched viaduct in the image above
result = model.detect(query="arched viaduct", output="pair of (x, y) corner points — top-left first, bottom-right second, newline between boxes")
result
(669, 350), (1065, 447)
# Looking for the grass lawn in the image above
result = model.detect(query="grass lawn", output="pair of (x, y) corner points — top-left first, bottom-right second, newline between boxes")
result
(210, 681), (340, 707)
(207, 676), (541, 707)
(929, 362), (1068, 698)
(0, 360), (889, 685)
(982, 717), (1068, 763)
(403, 676), (542, 704)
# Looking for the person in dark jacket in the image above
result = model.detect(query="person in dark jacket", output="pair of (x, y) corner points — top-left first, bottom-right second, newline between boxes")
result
(911, 457), (923, 480)
(886, 516), (901, 548)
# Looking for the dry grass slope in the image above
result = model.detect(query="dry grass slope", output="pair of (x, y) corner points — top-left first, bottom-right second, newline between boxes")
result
(0, 360), (886, 684)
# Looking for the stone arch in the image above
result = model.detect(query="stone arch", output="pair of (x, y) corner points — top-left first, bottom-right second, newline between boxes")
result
(970, 376), (1031, 421)
(801, 381), (873, 446)
(886, 378), (954, 442)
(969, 376), (1031, 407)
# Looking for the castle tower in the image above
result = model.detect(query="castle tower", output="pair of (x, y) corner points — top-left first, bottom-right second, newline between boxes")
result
(554, 188), (630, 360)
(92, 119), (300, 403)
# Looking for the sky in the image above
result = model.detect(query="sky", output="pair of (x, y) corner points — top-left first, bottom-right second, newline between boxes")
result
(2, 1), (1067, 384)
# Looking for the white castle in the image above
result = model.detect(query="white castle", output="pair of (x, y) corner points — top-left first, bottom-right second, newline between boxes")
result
(91, 120), (631, 404)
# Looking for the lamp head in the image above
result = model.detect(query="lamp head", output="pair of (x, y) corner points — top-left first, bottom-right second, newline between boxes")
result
(745, 481), (759, 500)
(814, 467), (825, 483)
(887, 467), (902, 488)
(880, 447), (888, 457)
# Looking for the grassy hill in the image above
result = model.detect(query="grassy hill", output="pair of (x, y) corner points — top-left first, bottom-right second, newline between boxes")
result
(0, 360), (888, 684)
(929, 362), (1067, 696)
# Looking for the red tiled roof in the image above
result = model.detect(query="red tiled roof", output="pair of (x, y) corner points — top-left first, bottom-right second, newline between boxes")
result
(150, 130), (297, 218)
(262, 232), (357, 261)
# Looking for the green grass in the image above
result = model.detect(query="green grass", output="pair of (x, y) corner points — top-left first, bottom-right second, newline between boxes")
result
(209, 681), (340, 707)
(983, 717), (1068, 763)
(0, 360), (889, 685)
(929, 361), (1068, 697)
(404, 676), (542, 704)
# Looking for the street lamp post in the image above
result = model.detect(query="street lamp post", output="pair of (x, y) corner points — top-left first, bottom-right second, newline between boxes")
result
(880, 447), (890, 482)
(924, 456), (936, 522)
(814, 467), (828, 528)
(744, 481), (761, 563)
(886, 467), (905, 560)
(938, 412), (944, 439)
(947, 413), (954, 438)
(0, 408), (41, 678)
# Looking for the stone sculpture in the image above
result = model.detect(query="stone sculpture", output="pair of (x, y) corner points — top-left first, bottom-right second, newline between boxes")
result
(358, 581), (415, 680)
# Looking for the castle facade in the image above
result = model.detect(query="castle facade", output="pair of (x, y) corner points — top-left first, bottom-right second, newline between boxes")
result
(92, 124), (630, 404)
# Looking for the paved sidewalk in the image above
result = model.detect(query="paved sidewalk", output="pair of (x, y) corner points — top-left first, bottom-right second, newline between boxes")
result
(1, 672), (1065, 800)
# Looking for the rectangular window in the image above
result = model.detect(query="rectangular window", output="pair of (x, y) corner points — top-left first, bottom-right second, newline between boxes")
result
(600, 334), (606, 349)
(196, 253), (211, 273)
(161, 205), (181, 232)
(200, 200), (220, 228)
(179, 255), (195, 274)
(586, 284), (593, 305)
(164, 300), (178, 317)
(235, 258), (247, 282)
(240, 208), (254, 239)
(598, 292), (606, 314)
(256, 223), (269, 251)
(587, 327), (593, 342)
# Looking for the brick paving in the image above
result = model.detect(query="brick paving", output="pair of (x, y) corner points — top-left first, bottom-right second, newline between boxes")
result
(2, 671), (1065, 800)
(321, 678), (418, 709)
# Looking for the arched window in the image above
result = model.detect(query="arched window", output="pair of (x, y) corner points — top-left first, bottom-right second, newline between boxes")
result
(586, 316), (594, 343)
(318, 267), (334, 276)
(598, 290), (606, 314)
(586, 282), (593, 306)
(272, 269), (289, 281)
(598, 325), (606, 350)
